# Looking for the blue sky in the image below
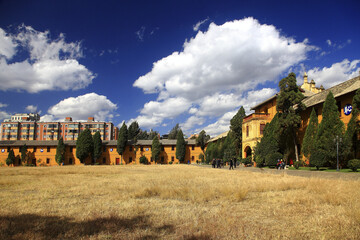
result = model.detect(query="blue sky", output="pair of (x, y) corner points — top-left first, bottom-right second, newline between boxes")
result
(0, 0), (359, 137)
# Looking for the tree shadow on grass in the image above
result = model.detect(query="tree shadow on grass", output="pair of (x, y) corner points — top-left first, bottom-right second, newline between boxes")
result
(0, 213), (175, 239)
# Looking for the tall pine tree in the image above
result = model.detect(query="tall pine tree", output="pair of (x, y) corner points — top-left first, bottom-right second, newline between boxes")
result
(176, 129), (186, 163)
(55, 137), (65, 165)
(76, 128), (94, 164)
(6, 149), (15, 166)
(302, 108), (318, 161)
(151, 135), (161, 164)
(117, 122), (128, 164)
(230, 106), (246, 157)
(168, 124), (180, 139)
(344, 89), (360, 160)
(20, 144), (27, 165)
(196, 130), (210, 154)
(276, 72), (305, 162)
(93, 131), (103, 164)
(312, 91), (345, 169)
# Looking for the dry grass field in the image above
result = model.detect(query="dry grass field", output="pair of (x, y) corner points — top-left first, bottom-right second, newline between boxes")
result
(0, 165), (359, 240)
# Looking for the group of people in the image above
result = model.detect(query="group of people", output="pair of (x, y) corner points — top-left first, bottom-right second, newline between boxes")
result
(212, 158), (237, 170)
(277, 159), (285, 170)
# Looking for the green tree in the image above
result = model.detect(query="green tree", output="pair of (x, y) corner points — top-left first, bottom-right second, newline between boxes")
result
(312, 91), (345, 169)
(176, 129), (186, 163)
(76, 128), (94, 164)
(137, 130), (148, 140)
(151, 135), (161, 164)
(168, 123), (180, 139)
(254, 113), (282, 167)
(205, 142), (215, 163)
(93, 131), (103, 164)
(6, 149), (15, 166)
(276, 72), (305, 162)
(344, 89), (360, 161)
(128, 121), (140, 141)
(55, 137), (65, 165)
(147, 129), (158, 140)
(20, 144), (28, 164)
(223, 131), (236, 162)
(196, 130), (210, 154)
(302, 108), (318, 160)
(230, 106), (246, 157)
(117, 122), (128, 164)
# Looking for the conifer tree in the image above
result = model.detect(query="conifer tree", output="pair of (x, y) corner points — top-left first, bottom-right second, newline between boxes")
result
(302, 108), (318, 160)
(223, 131), (237, 162)
(344, 89), (360, 160)
(93, 131), (103, 164)
(128, 121), (140, 141)
(151, 135), (161, 164)
(230, 106), (246, 156)
(276, 72), (305, 162)
(55, 137), (65, 165)
(117, 122), (128, 164)
(168, 124), (180, 139)
(6, 149), (15, 166)
(196, 130), (210, 154)
(76, 128), (94, 164)
(312, 91), (345, 169)
(176, 129), (186, 163)
(20, 144), (27, 164)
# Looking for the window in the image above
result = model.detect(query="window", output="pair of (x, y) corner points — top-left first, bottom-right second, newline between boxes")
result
(140, 147), (143, 151)
(171, 156), (174, 161)
(260, 124), (266, 135)
(33, 147), (37, 152)
(7, 147), (10, 152)
(70, 147), (73, 152)
(192, 156), (194, 161)
(191, 145), (194, 150)
(172, 146), (175, 151)
(46, 158), (50, 164)
(129, 157), (133, 163)
(161, 146), (164, 151)
(47, 147), (50, 152)
(246, 125), (249, 137)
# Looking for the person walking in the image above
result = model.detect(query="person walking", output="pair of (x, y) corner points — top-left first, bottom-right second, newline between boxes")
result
(229, 159), (234, 170)
(212, 159), (216, 168)
(233, 158), (236, 168)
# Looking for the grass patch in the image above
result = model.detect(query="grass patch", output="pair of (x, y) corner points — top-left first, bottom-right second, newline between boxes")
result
(288, 166), (358, 172)
(0, 165), (359, 239)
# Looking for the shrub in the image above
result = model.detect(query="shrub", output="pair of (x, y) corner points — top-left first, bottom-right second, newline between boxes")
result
(169, 161), (173, 165)
(139, 156), (148, 165)
(241, 157), (252, 166)
(294, 161), (302, 169)
(347, 159), (360, 172)
(265, 152), (283, 167)
(199, 153), (205, 163)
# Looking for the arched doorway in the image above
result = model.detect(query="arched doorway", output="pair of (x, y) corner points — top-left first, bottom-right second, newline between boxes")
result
(244, 146), (252, 158)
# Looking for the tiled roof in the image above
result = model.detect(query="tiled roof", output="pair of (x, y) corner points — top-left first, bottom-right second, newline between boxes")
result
(302, 76), (360, 108)
(207, 131), (229, 143)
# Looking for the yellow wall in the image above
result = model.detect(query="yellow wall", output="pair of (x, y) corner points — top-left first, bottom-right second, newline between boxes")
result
(0, 143), (203, 167)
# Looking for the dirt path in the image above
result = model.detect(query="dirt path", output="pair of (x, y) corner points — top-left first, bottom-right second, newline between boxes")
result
(195, 164), (360, 180)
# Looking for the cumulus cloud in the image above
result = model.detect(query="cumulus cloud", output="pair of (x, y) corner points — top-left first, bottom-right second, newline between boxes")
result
(193, 18), (209, 31)
(25, 105), (38, 113)
(45, 93), (117, 122)
(0, 25), (95, 93)
(132, 17), (315, 133)
(0, 102), (10, 122)
(181, 116), (205, 132)
(307, 59), (360, 88)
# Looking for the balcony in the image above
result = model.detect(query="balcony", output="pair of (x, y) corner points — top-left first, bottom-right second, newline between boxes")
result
(243, 113), (270, 122)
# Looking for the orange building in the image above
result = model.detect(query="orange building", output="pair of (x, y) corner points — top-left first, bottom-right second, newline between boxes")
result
(242, 73), (360, 161)
(0, 139), (202, 166)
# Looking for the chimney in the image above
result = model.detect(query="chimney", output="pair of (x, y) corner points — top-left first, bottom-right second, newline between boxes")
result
(303, 72), (308, 85)
(88, 117), (95, 122)
(65, 117), (72, 122)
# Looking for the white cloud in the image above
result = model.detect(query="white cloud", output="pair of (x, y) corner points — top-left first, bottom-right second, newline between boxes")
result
(132, 17), (314, 133)
(181, 116), (205, 132)
(25, 105), (38, 113)
(0, 25), (95, 93)
(326, 39), (332, 46)
(136, 26), (146, 41)
(193, 18), (209, 31)
(200, 110), (236, 137)
(307, 59), (360, 88)
(0, 103), (8, 108)
(46, 93), (117, 122)
(0, 102), (10, 122)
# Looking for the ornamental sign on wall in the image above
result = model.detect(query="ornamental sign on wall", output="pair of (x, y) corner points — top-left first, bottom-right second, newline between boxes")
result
(344, 104), (352, 116)
(1, 149), (4, 153)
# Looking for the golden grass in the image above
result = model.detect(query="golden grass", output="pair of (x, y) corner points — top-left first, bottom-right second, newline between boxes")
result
(0, 165), (359, 239)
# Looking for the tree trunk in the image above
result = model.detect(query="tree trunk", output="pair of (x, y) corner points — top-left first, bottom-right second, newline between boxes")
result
(293, 133), (299, 162)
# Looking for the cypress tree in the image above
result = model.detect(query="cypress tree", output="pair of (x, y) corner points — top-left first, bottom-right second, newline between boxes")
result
(302, 108), (318, 160)
(117, 122), (128, 164)
(20, 144), (27, 164)
(76, 128), (94, 164)
(176, 129), (186, 163)
(205, 142), (214, 163)
(55, 137), (65, 165)
(93, 131), (103, 164)
(344, 89), (360, 160)
(151, 135), (161, 164)
(6, 149), (15, 166)
(313, 91), (345, 169)
(128, 121), (140, 141)
(230, 106), (246, 157)
(276, 72), (305, 162)
(223, 131), (236, 162)
(168, 124), (180, 139)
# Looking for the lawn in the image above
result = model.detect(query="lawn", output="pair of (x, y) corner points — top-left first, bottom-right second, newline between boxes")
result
(0, 165), (359, 239)
(288, 166), (358, 172)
